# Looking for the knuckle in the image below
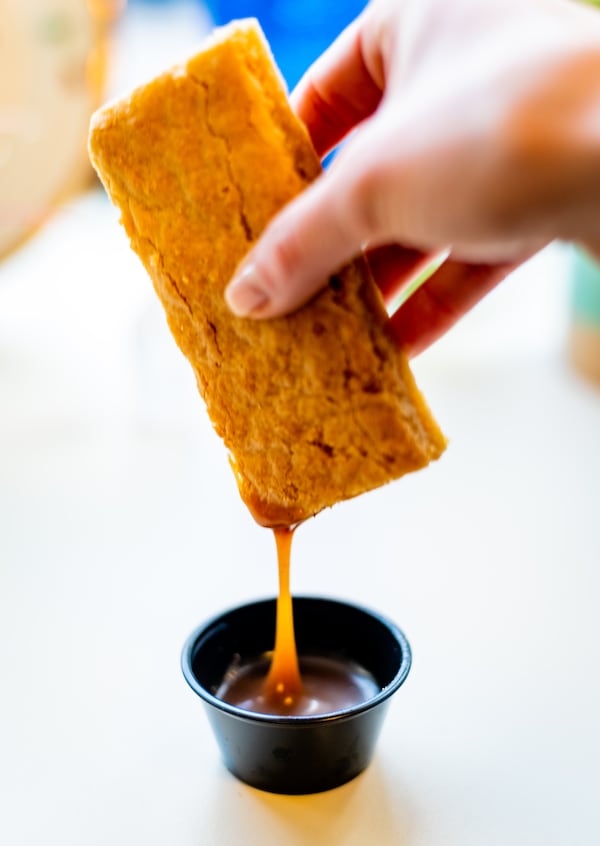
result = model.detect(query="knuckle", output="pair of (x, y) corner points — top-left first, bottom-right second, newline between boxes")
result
(331, 141), (391, 246)
(254, 216), (303, 294)
(340, 166), (386, 246)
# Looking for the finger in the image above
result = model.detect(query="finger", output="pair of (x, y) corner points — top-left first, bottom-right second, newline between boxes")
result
(365, 244), (438, 308)
(291, 16), (384, 158)
(225, 124), (402, 319)
(389, 258), (522, 357)
(225, 174), (360, 318)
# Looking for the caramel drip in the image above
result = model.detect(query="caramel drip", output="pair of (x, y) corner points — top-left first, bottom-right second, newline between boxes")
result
(263, 526), (303, 705)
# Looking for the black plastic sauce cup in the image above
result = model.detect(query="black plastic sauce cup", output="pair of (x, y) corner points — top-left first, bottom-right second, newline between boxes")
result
(181, 596), (412, 795)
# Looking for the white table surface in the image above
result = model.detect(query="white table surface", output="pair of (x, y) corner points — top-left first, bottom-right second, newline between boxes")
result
(2, 5), (600, 846)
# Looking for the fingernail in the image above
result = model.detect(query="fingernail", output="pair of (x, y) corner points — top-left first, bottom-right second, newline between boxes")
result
(225, 265), (269, 316)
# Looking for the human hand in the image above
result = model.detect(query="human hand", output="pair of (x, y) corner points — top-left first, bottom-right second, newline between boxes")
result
(226, 0), (600, 355)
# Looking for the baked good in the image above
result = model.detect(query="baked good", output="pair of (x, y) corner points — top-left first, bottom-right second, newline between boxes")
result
(88, 19), (446, 527)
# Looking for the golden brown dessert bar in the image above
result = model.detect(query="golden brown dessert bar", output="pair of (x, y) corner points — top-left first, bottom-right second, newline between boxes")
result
(88, 19), (446, 527)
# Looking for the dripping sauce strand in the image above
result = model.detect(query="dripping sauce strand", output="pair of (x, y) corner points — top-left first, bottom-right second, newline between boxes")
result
(263, 525), (304, 706)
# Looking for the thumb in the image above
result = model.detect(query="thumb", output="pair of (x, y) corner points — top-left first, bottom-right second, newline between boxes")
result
(225, 129), (389, 318)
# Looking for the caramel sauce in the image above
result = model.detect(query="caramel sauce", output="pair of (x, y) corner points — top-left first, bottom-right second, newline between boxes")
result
(263, 526), (303, 706)
(216, 526), (380, 716)
(217, 653), (379, 717)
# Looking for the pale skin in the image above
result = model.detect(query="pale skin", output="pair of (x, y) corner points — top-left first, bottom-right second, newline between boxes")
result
(225, 0), (600, 355)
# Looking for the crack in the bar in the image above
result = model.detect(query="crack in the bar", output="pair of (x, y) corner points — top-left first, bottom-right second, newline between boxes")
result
(135, 224), (193, 319)
(207, 319), (222, 357)
(188, 72), (253, 243)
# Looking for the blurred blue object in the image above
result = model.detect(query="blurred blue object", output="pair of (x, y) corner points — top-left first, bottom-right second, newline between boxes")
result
(203, 0), (367, 89)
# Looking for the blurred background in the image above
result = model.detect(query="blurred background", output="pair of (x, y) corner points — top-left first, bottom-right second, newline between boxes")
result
(1, 2), (600, 846)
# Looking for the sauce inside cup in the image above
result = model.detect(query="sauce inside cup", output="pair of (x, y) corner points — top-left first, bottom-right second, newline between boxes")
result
(217, 652), (380, 717)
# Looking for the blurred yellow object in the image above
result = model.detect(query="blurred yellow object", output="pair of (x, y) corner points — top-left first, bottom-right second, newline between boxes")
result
(569, 247), (600, 386)
(570, 323), (600, 385)
(0, 0), (124, 260)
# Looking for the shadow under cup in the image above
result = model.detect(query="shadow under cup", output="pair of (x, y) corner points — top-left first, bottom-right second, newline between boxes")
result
(181, 596), (412, 794)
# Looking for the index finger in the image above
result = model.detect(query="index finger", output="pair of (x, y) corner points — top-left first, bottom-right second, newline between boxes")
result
(291, 16), (384, 158)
